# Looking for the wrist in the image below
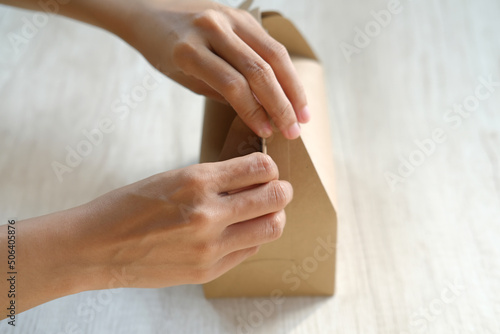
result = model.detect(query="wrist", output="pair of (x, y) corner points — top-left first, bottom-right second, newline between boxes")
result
(54, 0), (147, 41)
(15, 208), (107, 312)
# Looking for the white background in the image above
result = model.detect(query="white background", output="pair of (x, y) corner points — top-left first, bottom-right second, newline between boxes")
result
(1, 0), (500, 333)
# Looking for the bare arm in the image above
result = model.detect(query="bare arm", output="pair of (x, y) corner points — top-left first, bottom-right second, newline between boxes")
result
(1, 0), (310, 139)
(0, 153), (292, 318)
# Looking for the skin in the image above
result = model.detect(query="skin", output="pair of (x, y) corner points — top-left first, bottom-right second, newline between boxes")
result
(1, 153), (292, 317)
(2, 0), (311, 139)
(0, 0), (307, 317)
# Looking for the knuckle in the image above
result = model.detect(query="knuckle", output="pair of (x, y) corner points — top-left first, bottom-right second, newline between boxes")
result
(222, 77), (247, 99)
(181, 165), (210, 190)
(193, 9), (224, 32)
(177, 170), (214, 214)
(246, 60), (273, 85)
(266, 42), (289, 62)
(235, 8), (254, 20)
(268, 181), (291, 208)
(240, 103), (263, 122)
(272, 103), (293, 125)
(252, 153), (278, 179)
(266, 212), (286, 240)
(172, 41), (198, 72)
(177, 200), (211, 226)
(235, 9), (262, 28)
(193, 240), (219, 266)
(188, 208), (212, 227)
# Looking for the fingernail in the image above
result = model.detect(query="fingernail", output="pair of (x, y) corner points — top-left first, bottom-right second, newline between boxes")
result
(285, 122), (301, 139)
(300, 106), (311, 123)
(261, 122), (273, 138)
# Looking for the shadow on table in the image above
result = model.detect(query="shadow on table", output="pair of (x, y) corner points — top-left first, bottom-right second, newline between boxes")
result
(207, 295), (331, 334)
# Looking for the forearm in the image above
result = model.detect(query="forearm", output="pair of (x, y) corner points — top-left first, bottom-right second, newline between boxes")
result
(0, 0), (152, 40)
(0, 208), (100, 319)
(0, 152), (291, 318)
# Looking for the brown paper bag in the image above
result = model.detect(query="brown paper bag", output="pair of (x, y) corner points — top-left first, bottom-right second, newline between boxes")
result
(199, 11), (337, 297)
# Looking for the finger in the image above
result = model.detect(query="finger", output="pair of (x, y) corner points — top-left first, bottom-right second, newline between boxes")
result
(176, 45), (273, 138)
(219, 180), (293, 224)
(208, 153), (279, 193)
(169, 72), (226, 103)
(221, 210), (286, 253)
(233, 11), (310, 123)
(208, 29), (301, 140)
(209, 246), (260, 281)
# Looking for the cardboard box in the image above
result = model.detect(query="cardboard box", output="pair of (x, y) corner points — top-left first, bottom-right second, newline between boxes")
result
(200, 11), (337, 297)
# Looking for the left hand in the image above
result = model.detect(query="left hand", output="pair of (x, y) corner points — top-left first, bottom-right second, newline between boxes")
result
(124, 0), (310, 139)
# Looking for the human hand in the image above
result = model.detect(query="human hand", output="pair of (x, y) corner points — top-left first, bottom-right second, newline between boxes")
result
(124, 0), (310, 139)
(1, 153), (292, 316)
(70, 153), (292, 289)
(1, 0), (310, 137)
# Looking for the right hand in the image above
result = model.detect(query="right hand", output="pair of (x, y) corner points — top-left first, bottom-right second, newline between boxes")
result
(67, 152), (292, 290)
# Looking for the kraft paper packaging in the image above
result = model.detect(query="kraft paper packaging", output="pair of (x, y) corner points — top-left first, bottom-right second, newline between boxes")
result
(199, 11), (337, 297)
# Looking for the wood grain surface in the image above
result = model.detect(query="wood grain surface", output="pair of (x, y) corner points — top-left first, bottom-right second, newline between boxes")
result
(0, 0), (499, 333)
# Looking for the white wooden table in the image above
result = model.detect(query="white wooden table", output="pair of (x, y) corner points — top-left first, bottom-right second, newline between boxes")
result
(1, 0), (499, 333)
